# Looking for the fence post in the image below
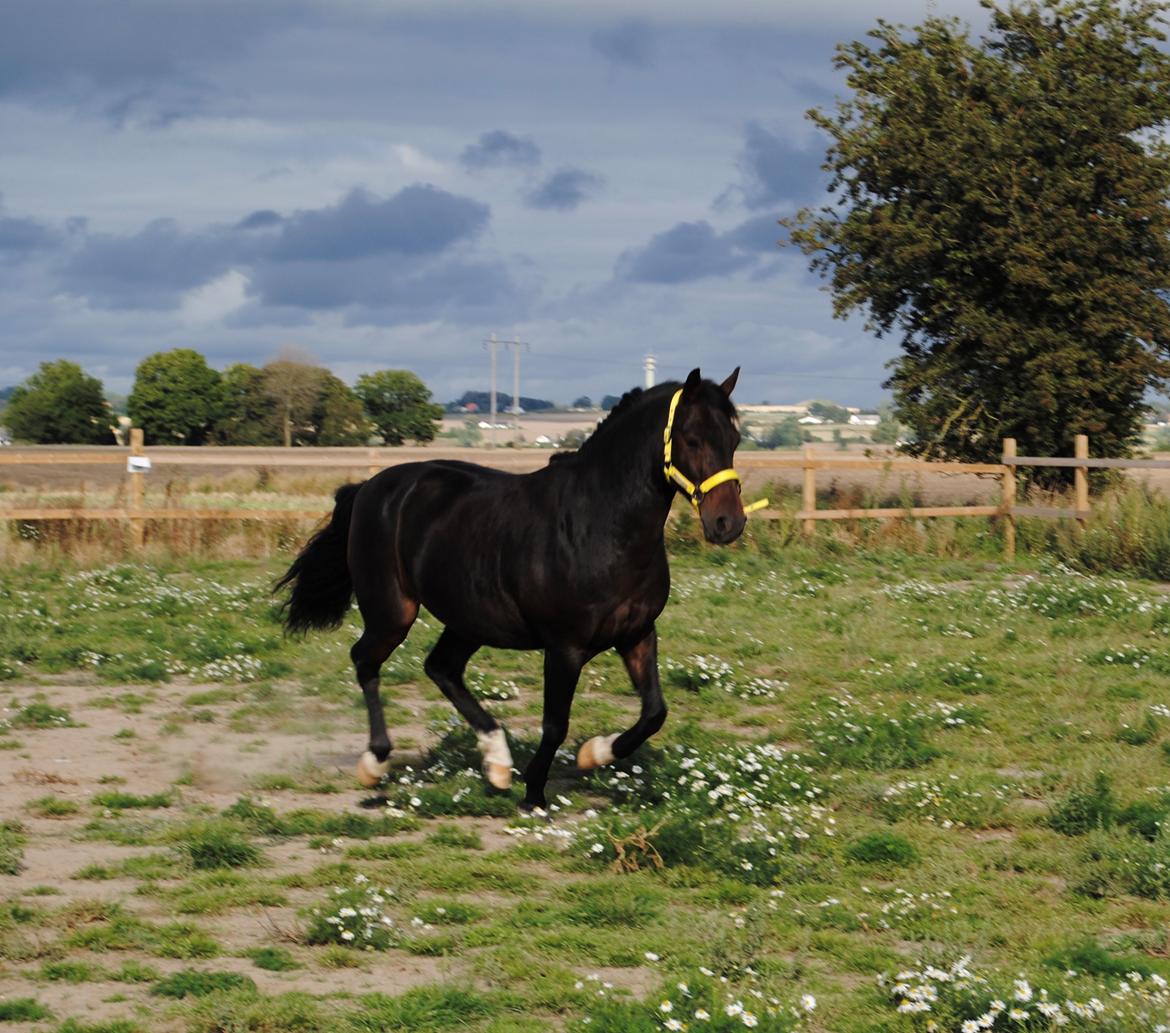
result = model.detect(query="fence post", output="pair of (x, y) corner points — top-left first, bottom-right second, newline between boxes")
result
(1074, 434), (1090, 526)
(128, 428), (145, 550)
(802, 446), (816, 539)
(1001, 438), (1016, 560)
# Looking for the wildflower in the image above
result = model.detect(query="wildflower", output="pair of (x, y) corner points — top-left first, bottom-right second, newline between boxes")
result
(645, 951), (660, 962)
(801, 994), (817, 1012)
(659, 1000), (673, 1013)
(694, 1009), (710, 1021)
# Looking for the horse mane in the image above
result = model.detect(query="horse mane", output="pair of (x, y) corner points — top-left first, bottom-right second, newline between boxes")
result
(550, 380), (736, 464)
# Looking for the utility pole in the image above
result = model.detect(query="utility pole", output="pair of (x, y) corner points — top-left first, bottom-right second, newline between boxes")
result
(644, 354), (657, 390)
(507, 337), (529, 446)
(484, 333), (500, 447)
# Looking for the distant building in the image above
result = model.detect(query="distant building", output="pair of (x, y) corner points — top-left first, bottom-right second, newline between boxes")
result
(849, 414), (880, 426)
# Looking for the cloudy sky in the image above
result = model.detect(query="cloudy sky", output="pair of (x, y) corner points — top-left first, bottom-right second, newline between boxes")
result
(1, 0), (986, 406)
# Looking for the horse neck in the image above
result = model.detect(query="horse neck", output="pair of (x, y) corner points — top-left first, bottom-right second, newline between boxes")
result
(575, 396), (674, 533)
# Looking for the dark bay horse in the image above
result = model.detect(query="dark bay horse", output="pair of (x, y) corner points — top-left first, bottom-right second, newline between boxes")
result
(276, 367), (750, 812)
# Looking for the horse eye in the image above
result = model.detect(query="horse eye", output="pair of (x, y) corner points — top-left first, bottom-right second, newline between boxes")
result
(684, 437), (701, 449)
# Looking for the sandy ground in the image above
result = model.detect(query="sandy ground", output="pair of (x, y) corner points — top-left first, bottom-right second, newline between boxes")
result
(0, 676), (553, 1027)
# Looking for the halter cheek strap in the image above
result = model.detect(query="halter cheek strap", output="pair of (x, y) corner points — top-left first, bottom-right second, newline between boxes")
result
(663, 388), (768, 513)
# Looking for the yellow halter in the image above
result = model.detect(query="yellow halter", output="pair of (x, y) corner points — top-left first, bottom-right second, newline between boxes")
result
(662, 388), (768, 513)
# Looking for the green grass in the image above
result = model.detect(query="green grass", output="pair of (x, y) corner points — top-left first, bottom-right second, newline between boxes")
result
(26, 795), (81, 818)
(0, 998), (50, 1021)
(7, 535), (1170, 1029)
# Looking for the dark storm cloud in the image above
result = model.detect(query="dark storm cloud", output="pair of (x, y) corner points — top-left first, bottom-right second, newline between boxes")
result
(236, 210), (283, 231)
(724, 213), (783, 253)
(247, 254), (526, 325)
(0, 0), (283, 124)
(60, 218), (241, 309)
(270, 186), (489, 261)
(460, 130), (542, 171)
(524, 168), (604, 211)
(590, 19), (656, 68)
(734, 121), (826, 210)
(0, 208), (62, 263)
(56, 183), (518, 321)
(615, 220), (755, 284)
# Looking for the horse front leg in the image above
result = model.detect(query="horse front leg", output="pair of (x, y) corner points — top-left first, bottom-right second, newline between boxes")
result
(521, 647), (583, 813)
(578, 626), (666, 770)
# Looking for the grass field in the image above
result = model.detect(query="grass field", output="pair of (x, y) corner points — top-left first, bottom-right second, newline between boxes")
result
(2, 525), (1170, 1031)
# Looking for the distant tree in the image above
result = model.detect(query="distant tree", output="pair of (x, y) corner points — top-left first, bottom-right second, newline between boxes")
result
(871, 402), (902, 445)
(452, 417), (483, 446)
(808, 400), (850, 425)
(572, 395), (593, 409)
(314, 373), (371, 446)
(600, 394), (622, 411)
(787, 0), (1170, 483)
(453, 390), (555, 413)
(262, 353), (324, 448)
(560, 427), (589, 449)
(760, 416), (803, 450)
(216, 363), (279, 445)
(3, 360), (110, 444)
(354, 370), (443, 445)
(128, 349), (222, 445)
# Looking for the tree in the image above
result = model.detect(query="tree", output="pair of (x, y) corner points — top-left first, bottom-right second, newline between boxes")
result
(314, 373), (371, 446)
(600, 394), (622, 411)
(572, 395), (593, 409)
(760, 416), (803, 450)
(216, 363), (279, 445)
(872, 402), (903, 445)
(3, 360), (110, 444)
(262, 354), (324, 448)
(787, 0), (1170, 482)
(808, 400), (850, 424)
(354, 370), (443, 445)
(129, 349), (222, 444)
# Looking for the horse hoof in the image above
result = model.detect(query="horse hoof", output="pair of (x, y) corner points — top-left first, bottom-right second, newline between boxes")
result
(577, 733), (619, 770)
(484, 763), (512, 791)
(476, 728), (513, 792)
(518, 799), (549, 820)
(356, 750), (390, 788)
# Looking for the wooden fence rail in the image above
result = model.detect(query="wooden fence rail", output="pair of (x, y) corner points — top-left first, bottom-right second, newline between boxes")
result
(0, 431), (1163, 558)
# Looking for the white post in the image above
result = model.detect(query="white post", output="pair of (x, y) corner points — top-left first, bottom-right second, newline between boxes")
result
(644, 354), (656, 390)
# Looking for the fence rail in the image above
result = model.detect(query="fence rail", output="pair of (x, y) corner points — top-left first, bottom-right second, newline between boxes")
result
(2, 431), (1166, 558)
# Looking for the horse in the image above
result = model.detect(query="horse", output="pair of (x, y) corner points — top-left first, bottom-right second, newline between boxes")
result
(275, 367), (752, 812)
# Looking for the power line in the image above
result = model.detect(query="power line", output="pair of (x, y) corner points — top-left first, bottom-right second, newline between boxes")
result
(523, 350), (884, 382)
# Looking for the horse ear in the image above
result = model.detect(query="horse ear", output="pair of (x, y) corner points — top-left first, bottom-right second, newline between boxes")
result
(683, 368), (702, 399)
(720, 367), (740, 397)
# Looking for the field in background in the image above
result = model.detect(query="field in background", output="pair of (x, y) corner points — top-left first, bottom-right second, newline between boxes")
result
(1, 533), (1170, 1030)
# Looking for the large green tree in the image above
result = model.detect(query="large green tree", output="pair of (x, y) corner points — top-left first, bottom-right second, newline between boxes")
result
(354, 370), (443, 445)
(314, 372), (371, 446)
(216, 363), (280, 445)
(128, 349), (223, 444)
(3, 360), (110, 444)
(787, 0), (1170, 477)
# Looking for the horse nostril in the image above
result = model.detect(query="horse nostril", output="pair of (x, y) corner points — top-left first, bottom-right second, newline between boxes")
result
(715, 515), (730, 536)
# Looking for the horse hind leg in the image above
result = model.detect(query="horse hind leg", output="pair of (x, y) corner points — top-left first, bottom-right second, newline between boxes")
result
(423, 629), (513, 791)
(350, 594), (418, 787)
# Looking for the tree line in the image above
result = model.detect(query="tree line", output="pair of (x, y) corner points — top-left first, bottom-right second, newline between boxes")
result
(0, 350), (443, 446)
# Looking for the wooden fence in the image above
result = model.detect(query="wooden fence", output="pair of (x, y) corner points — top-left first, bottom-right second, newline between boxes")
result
(5, 431), (1170, 557)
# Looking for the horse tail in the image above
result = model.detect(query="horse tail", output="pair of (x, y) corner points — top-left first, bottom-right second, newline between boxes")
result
(275, 481), (363, 634)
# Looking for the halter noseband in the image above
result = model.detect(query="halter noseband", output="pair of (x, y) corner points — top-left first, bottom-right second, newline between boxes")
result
(662, 388), (768, 513)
